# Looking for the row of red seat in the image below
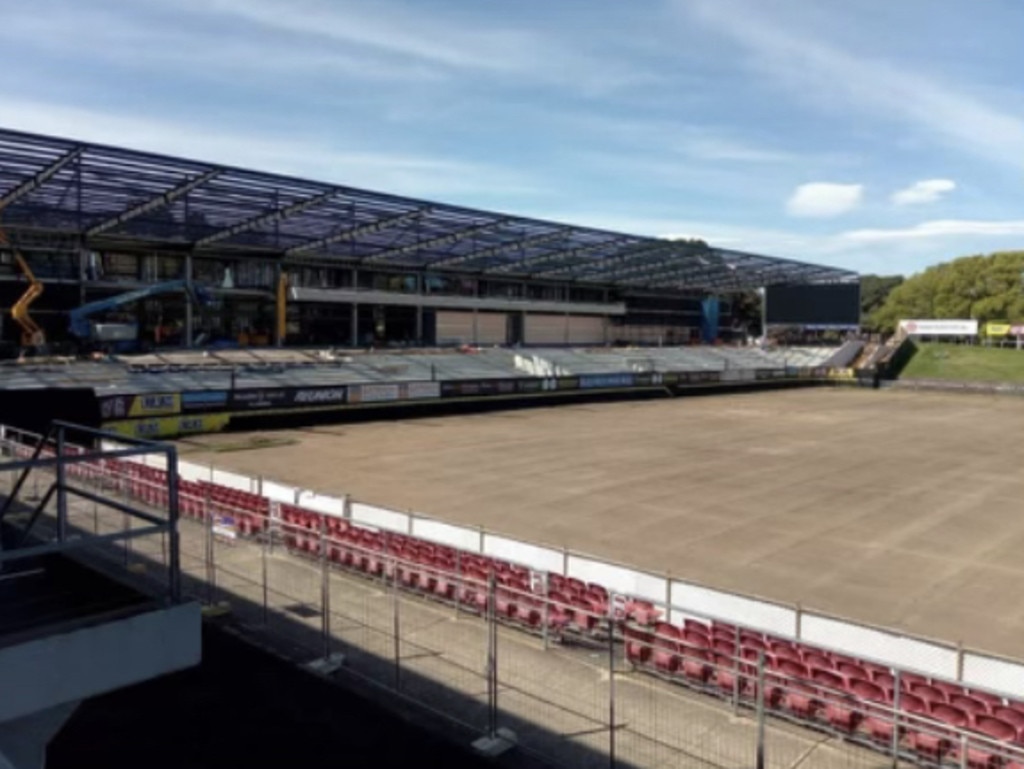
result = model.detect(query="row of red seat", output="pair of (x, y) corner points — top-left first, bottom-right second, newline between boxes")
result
(624, 623), (1024, 764)
(98, 456), (1021, 762)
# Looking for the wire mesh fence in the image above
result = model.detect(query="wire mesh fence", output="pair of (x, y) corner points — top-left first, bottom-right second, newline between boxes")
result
(9, 427), (1024, 769)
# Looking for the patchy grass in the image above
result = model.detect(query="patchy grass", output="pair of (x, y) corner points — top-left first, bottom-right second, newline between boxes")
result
(901, 342), (1024, 383)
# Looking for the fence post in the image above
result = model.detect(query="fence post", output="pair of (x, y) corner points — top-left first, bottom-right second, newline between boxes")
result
(261, 526), (269, 625)
(488, 570), (498, 739)
(795, 602), (803, 640)
(541, 572), (550, 651)
(392, 552), (401, 690)
(166, 447), (181, 602)
(956, 642), (965, 681)
(733, 625), (741, 712)
(320, 517), (330, 660)
(891, 670), (902, 767)
(205, 490), (216, 605)
(756, 650), (765, 769)
(609, 610), (617, 769)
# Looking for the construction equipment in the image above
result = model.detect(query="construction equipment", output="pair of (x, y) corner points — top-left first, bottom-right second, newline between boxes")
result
(68, 279), (214, 348)
(1, 227), (46, 348)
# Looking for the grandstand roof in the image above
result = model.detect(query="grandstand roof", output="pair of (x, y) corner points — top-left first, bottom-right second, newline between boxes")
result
(0, 126), (858, 291)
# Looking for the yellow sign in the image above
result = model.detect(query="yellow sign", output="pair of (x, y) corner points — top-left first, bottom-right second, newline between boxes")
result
(827, 368), (856, 380)
(104, 413), (230, 439)
(984, 323), (1012, 337)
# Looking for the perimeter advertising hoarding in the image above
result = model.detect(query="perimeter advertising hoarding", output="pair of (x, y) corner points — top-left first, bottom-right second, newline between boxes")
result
(180, 390), (229, 413)
(98, 392), (181, 420)
(103, 413), (230, 439)
(677, 371), (722, 384)
(579, 373), (634, 389)
(229, 387), (348, 411)
(441, 379), (519, 397)
(898, 319), (978, 336)
(983, 323), (1013, 337)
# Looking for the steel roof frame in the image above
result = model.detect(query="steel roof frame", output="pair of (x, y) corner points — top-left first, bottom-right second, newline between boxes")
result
(0, 126), (858, 290)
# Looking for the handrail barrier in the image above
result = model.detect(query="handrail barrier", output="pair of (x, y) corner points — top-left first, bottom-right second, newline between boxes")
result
(7, 423), (1024, 769)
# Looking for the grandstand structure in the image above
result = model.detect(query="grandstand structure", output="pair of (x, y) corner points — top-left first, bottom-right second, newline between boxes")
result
(0, 126), (856, 352)
(4, 411), (1023, 769)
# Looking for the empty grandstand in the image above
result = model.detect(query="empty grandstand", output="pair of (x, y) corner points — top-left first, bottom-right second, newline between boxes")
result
(0, 126), (857, 356)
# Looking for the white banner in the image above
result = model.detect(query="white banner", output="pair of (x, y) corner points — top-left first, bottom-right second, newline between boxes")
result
(411, 516), (481, 552)
(348, 383), (401, 404)
(350, 502), (409, 533)
(482, 534), (565, 574)
(899, 319), (978, 336)
(295, 490), (345, 516)
(568, 556), (667, 603)
(671, 581), (797, 637)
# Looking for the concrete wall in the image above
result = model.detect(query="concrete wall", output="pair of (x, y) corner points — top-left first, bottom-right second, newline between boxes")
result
(0, 602), (201, 724)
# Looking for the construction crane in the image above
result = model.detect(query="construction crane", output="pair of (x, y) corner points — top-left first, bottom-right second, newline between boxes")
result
(0, 227), (46, 348)
(68, 279), (214, 349)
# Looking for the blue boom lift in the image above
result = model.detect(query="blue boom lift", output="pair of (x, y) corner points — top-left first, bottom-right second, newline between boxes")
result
(68, 279), (214, 350)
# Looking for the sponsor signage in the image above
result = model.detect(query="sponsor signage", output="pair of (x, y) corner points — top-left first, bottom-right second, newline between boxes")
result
(401, 381), (441, 400)
(517, 378), (545, 393)
(579, 373), (634, 389)
(555, 377), (579, 390)
(984, 322), (1013, 337)
(899, 319), (978, 336)
(690, 371), (721, 384)
(827, 368), (857, 381)
(181, 390), (229, 412)
(441, 379), (518, 398)
(213, 514), (237, 540)
(103, 413), (230, 439)
(98, 392), (181, 420)
(230, 388), (293, 411)
(1011, 325), (1024, 336)
(661, 373), (679, 385)
(291, 387), (348, 406)
(348, 383), (399, 404)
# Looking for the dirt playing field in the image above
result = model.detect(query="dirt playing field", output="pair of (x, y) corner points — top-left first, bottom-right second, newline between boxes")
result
(182, 388), (1024, 658)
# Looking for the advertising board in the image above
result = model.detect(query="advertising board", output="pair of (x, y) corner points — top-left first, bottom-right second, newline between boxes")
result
(180, 390), (229, 412)
(347, 384), (399, 404)
(579, 373), (634, 389)
(230, 387), (347, 411)
(98, 392), (181, 420)
(899, 319), (978, 336)
(103, 413), (231, 439)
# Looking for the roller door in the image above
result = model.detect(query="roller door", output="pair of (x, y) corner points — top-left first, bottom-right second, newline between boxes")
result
(476, 312), (507, 345)
(436, 311), (474, 345)
(525, 314), (567, 345)
(567, 315), (605, 345)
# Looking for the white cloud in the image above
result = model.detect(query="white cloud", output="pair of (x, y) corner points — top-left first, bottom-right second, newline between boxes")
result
(890, 179), (956, 206)
(0, 98), (539, 201)
(786, 183), (864, 218)
(683, 0), (1024, 170)
(842, 219), (1024, 242)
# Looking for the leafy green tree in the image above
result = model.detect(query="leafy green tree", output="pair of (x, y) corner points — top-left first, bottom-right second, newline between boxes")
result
(859, 274), (903, 330)
(870, 251), (1024, 332)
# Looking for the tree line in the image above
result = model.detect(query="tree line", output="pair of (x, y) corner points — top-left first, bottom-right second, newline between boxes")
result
(862, 251), (1024, 333)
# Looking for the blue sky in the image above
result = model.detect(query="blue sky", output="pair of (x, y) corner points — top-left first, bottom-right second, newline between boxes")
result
(1, 0), (1022, 276)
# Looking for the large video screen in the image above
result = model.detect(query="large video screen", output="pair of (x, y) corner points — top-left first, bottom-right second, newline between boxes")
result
(765, 283), (860, 328)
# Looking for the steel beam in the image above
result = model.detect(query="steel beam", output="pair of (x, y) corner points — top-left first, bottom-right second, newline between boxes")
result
(0, 146), (84, 212)
(285, 208), (429, 256)
(539, 240), (685, 279)
(194, 187), (336, 248)
(486, 234), (644, 275)
(360, 217), (514, 264)
(426, 228), (570, 270)
(86, 168), (221, 237)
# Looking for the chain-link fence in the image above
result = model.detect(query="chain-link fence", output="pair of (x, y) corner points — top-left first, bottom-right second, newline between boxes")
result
(7, 426), (1024, 769)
